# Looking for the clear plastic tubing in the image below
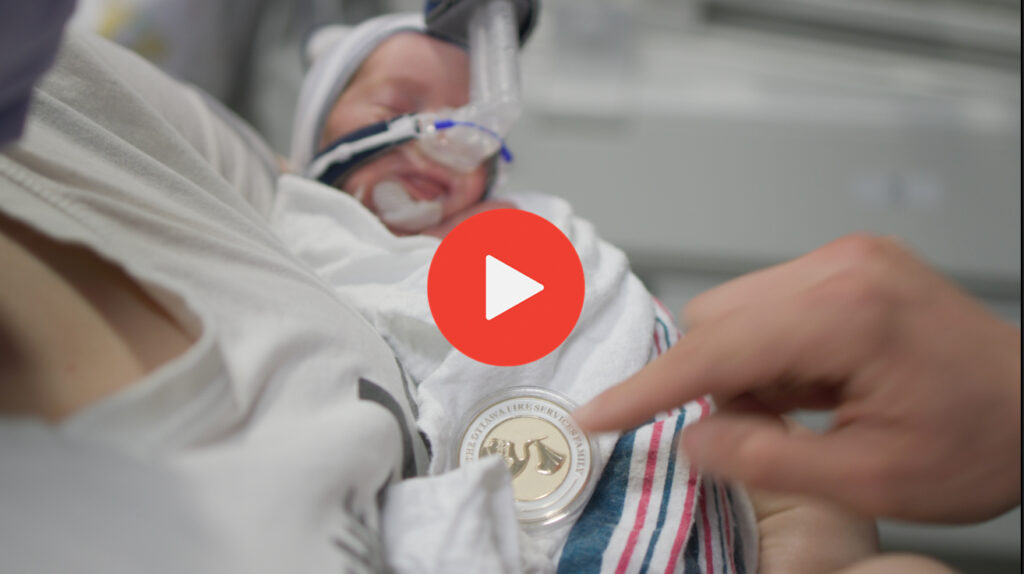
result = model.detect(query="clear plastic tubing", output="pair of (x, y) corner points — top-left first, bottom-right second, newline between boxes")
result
(467, 0), (522, 132)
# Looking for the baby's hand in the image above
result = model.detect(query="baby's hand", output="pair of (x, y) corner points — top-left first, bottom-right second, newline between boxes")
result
(422, 199), (516, 238)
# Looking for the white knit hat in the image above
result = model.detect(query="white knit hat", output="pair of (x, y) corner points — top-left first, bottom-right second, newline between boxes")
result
(289, 13), (426, 171)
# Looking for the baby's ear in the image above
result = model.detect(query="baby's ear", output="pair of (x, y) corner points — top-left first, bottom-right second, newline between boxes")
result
(306, 25), (353, 65)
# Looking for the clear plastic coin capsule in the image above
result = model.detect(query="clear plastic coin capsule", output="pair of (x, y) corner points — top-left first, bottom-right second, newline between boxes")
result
(456, 387), (599, 529)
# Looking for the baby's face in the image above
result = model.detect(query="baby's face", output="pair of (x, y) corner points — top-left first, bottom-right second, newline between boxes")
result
(320, 33), (489, 234)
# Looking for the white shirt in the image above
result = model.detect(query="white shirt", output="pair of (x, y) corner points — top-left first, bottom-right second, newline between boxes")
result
(1, 31), (426, 573)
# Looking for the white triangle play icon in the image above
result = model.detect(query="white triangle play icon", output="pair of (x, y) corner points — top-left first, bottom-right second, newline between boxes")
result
(485, 255), (544, 320)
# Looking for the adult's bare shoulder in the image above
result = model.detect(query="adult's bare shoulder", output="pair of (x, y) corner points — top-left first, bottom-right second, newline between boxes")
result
(0, 211), (193, 421)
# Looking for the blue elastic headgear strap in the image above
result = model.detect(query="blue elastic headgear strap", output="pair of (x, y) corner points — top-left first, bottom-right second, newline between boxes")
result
(310, 117), (416, 186)
(308, 113), (514, 192)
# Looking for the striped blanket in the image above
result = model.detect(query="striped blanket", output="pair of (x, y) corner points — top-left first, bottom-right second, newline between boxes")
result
(557, 304), (758, 574)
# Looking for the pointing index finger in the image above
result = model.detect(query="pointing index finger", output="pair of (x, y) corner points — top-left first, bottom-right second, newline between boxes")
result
(574, 291), (849, 433)
(684, 237), (862, 328)
(573, 328), (732, 432)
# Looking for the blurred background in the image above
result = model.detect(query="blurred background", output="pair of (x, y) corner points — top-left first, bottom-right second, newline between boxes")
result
(70, 0), (1020, 571)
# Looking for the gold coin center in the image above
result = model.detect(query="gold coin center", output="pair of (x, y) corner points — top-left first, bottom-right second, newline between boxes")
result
(481, 416), (571, 502)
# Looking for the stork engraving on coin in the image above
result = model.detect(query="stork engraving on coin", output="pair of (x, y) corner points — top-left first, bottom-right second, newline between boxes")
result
(480, 436), (567, 478)
(481, 416), (572, 501)
(457, 391), (596, 525)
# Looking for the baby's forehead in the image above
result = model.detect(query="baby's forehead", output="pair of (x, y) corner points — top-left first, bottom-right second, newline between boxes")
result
(347, 32), (467, 89)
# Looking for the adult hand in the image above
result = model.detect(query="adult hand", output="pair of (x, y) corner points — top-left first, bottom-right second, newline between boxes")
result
(574, 235), (1021, 522)
(755, 476), (956, 574)
(716, 412), (882, 574)
(750, 474), (954, 574)
(733, 413), (954, 574)
(752, 485), (877, 574)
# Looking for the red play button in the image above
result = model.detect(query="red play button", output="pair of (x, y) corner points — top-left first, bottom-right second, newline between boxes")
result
(428, 209), (585, 366)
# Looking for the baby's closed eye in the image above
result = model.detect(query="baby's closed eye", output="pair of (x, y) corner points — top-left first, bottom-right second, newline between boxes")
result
(371, 85), (425, 117)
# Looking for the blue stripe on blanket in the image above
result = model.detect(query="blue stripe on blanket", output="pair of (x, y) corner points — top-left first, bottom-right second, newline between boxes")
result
(655, 316), (673, 349)
(683, 520), (702, 573)
(637, 410), (688, 574)
(712, 481), (728, 571)
(557, 427), (640, 573)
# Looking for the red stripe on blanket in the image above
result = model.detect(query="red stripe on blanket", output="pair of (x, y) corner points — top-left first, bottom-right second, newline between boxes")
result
(701, 484), (716, 573)
(615, 419), (666, 573)
(663, 397), (711, 573)
(718, 482), (736, 573)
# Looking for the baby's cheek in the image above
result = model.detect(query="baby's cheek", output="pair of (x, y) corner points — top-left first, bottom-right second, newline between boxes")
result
(446, 182), (481, 216)
(338, 171), (373, 207)
(461, 168), (491, 205)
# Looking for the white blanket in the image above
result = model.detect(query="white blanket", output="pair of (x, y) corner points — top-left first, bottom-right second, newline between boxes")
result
(270, 175), (756, 573)
(271, 175), (655, 467)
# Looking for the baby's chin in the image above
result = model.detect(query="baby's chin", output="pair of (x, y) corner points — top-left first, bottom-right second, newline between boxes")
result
(354, 179), (446, 234)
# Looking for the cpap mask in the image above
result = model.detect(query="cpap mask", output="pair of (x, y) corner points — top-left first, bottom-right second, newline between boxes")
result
(305, 109), (513, 186)
(305, 0), (535, 232)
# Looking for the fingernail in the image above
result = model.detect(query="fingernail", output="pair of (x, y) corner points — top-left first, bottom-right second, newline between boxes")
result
(571, 401), (598, 431)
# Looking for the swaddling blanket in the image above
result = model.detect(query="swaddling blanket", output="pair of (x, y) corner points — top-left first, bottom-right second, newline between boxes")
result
(270, 175), (756, 573)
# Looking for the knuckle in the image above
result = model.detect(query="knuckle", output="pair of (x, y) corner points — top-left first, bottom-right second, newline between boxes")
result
(822, 234), (900, 270)
(735, 452), (770, 485)
(826, 233), (883, 259)
(681, 300), (699, 325)
(731, 433), (777, 484)
(805, 272), (898, 358)
(811, 269), (892, 315)
(683, 292), (716, 324)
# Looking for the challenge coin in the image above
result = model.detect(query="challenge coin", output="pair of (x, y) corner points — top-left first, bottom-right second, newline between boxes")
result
(456, 388), (598, 528)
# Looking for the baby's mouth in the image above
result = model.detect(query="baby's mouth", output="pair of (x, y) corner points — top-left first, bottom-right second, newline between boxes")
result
(397, 171), (450, 202)
(372, 179), (444, 233)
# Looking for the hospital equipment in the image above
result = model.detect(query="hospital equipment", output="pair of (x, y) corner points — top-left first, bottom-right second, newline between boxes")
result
(421, 0), (536, 169)
(305, 112), (513, 186)
(364, 178), (445, 231)
(304, 110), (515, 231)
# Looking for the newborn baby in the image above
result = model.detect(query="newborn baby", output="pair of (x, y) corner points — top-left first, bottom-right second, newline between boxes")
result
(290, 14), (512, 237)
(282, 12), (757, 573)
